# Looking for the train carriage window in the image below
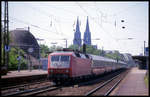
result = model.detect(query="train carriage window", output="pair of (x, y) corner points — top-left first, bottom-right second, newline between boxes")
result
(107, 62), (109, 66)
(111, 62), (113, 66)
(101, 61), (104, 66)
(109, 62), (111, 66)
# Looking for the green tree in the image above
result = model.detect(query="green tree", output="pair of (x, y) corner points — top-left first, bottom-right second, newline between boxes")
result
(40, 44), (63, 57)
(40, 44), (50, 58)
(8, 47), (27, 70)
(1, 42), (4, 66)
(104, 51), (122, 61)
(68, 45), (123, 62)
(49, 45), (63, 52)
(68, 45), (79, 50)
(1, 30), (28, 71)
(68, 44), (102, 55)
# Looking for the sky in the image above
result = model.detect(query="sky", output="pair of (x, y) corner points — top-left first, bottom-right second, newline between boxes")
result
(1, 1), (149, 56)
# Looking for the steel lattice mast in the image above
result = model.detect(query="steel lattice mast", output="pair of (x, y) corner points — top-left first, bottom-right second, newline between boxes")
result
(3, 1), (9, 69)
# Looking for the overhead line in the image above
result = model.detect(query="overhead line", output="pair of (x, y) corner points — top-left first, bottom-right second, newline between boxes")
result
(76, 2), (124, 51)
(76, 2), (116, 40)
(2, 9), (59, 35)
(26, 3), (67, 37)
(9, 17), (52, 33)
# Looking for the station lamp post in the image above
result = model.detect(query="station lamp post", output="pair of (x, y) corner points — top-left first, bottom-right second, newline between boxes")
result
(118, 38), (148, 56)
(51, 42), (57, 45)
(51, 42), (58, 49)
(127, 38), (133, 40)
(116, 37), (134, 41)
(81, 38), (100, 45)
(93, 38), (101, 40)
(50, 39), (67, 49)
(62, 38), (67, 48)
(92, 38), (100, 46)
(116, 37), (134, 63)
(36, 38), (44, 70)
(144, 41), (146, 56)
(116, 37), (134, 54)
(81, 38), (100, 53)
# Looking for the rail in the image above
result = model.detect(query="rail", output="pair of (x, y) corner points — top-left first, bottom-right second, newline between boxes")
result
(2, 85), (59, 96)
(1, 79), (48, 90)
(85, 69), (129, 96)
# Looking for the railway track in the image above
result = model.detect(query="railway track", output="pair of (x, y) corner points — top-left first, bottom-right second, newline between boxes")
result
(2, 85), (61, 96)
(1, 79), (49, 91)
(2, 69), (129, 96)
(1, 74), (48, 88)
(34, 68), (129, 96)
(85, 69), (130, 96)
(1, 79), (54, 96)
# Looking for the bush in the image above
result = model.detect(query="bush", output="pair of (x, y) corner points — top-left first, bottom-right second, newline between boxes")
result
(8, 47), (27, 70)
(144, 71), (149, 88)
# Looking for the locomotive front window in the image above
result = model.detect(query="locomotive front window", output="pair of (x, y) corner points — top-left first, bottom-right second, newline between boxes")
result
(50, 55), (70, 68)
(61, 56), (70, 61)
(51, 56), (60, 61)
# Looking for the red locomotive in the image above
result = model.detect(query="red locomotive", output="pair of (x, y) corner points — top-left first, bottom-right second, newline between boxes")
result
(47, 49), (127, 83)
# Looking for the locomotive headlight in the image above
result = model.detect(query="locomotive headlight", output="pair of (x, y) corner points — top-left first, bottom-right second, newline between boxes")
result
(66, 70), (69, 73)
(50, 69), (53, 72)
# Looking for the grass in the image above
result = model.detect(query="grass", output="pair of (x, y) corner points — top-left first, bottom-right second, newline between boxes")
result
(144, 71), (149, 88)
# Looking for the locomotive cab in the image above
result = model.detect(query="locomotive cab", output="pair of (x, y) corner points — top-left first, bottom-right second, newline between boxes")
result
(48, 52), (72, 82)
(51, 55), (70, 69)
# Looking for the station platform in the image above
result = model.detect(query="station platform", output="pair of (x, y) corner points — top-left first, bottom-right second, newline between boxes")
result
(1, 69), (47, 79)
(1, 69), (48, 87)
(111, 67), (148, 96)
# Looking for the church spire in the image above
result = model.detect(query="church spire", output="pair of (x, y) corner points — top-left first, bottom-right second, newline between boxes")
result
(76, 16), (80, 32)
(84, 16), (91, 45)
(85, 16), (90, 32)
(73, 16), (82, 47)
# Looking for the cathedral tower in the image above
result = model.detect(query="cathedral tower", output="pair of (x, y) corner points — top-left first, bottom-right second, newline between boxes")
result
(83, 16), (91, 45)
(73, 17), (82, 47)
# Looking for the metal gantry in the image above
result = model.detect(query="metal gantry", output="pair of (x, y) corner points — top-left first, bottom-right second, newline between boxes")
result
(2, 1), (9, 70)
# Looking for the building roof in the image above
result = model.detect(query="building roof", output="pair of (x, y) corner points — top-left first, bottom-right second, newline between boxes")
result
(10, 29), (39, 58)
